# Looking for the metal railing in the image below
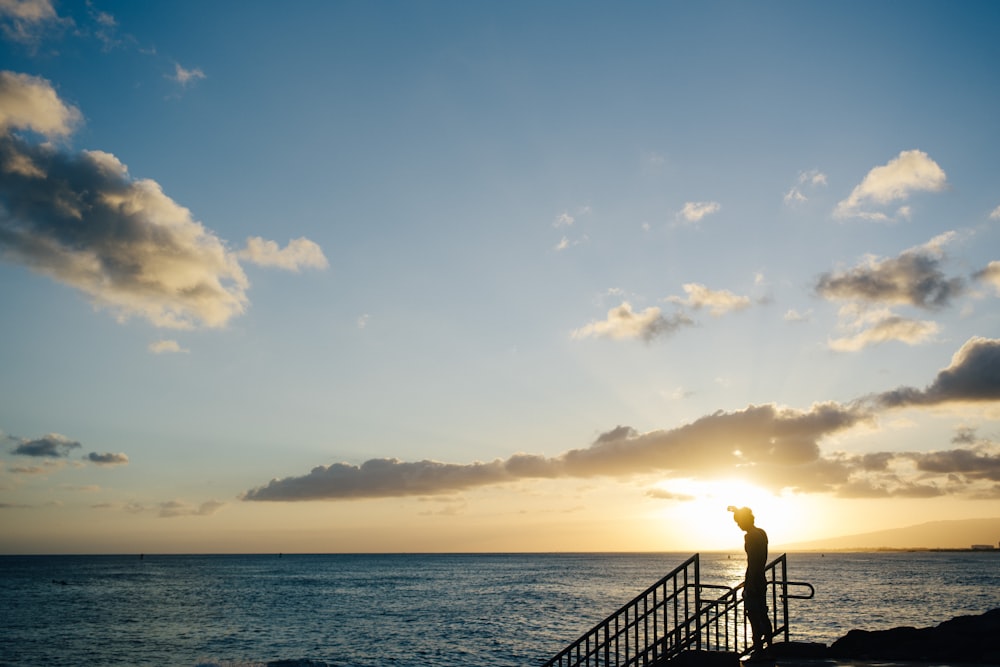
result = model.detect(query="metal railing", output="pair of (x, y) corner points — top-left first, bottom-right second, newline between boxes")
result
(696, 554), (815, 658)
(542, 553), (814, 666)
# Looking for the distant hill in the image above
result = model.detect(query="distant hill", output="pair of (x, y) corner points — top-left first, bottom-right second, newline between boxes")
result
(778, 517), (1000, 551)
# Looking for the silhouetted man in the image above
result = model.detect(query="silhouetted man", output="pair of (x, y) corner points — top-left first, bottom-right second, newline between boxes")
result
(729, 506), (772, 658)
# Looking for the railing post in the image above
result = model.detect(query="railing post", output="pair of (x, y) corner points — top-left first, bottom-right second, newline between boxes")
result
(693, 554), (701, 651)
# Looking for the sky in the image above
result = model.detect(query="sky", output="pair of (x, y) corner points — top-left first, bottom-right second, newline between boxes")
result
(1, 0), (1000, 554)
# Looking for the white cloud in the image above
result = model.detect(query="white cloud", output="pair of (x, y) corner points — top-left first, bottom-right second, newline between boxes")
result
(0, 0), (55, 21)
(0, 70), (81, 138)
(677, 201), (720, 224)
(784, 169), (827, 204)
(571, 302), (693, 342)
(667, 283), (751, 316)
(990, 205), (1000, 220)
(784, 309), (810, 322)
(834, 150), (947, 219)
(0, 0), (60, 43)
(169, 62), (205, 86)
(0, 144), (251, 329)
(0, 72), (327, 330)
(554, 212), (573, 227)
(148, 339), (189, 354)
(239, 236), (329, 271)
(783, 188), (807, 205)
(974, 261), (1000, 294)
(828, 305), (938, 352)
(829, 315), (938, 352)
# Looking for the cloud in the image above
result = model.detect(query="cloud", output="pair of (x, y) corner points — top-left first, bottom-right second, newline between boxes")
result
(0, 138), (250, 328)
(158, 499), (224, 518)
(990, 206), (1000, 221)
(0, 0), (62, 44)
(0, 71), (326, 330)
(87, 452), (129, 466)
(677, 201), (720, 224)
(784, 169), (827, 205)
(874, 337), (1000, 408)
(816, 234), (963, 309)
(973, 261), (1000, 294)
(830, 437), (1000, 499)
(646, 488), (696, 502)
(148, 339), (189, 354)
(238, 237), (329, 271)
(243, 458), (515, 501)
(554, 212), (574, 227)
(828, 308), (938, 352)
(168, 62), (205, 86)
(784, 309), (810, 323)
(834, 150), (947, 219)
(12, 433), (81, 457)
(0, 71), (81, 138)
(571, 302), (694, 342)
(666, 283), (751, 316)
(243, 402), (870, 501)
(913, 446), (1000, 481)
(243, 336), (1000, 504)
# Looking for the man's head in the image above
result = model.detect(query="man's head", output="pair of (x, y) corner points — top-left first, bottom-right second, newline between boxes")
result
(729, 506), (755, 531)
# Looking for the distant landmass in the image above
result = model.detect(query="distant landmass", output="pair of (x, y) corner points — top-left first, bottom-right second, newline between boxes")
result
(778, 517), (1000, 551)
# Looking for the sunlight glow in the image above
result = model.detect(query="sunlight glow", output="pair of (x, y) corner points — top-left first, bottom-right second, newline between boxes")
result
(651, 479), (808, 551)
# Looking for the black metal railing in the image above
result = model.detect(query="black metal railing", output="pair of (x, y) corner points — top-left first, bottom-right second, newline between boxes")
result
(542, 554), (701, 667)
(542, 553), (814, 666)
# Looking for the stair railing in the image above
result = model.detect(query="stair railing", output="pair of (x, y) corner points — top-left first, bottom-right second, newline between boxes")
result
(541, 554), (702, 667)
(542, 553), (815, 666)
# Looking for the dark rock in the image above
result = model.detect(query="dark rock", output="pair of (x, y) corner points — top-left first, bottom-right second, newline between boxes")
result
(829, 607), (1000, 663)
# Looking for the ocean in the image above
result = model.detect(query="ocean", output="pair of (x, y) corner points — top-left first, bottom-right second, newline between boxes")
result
(1, 551), (998, 667)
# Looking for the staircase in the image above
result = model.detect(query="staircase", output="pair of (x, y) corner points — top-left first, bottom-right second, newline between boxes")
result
(541, 553), (814, 666)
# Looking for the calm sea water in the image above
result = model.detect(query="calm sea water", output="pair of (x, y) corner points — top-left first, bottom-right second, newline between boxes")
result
(1, 551), (998, 667)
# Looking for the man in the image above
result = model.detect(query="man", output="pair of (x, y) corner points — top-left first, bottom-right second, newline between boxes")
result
(730, 506), (773, 658)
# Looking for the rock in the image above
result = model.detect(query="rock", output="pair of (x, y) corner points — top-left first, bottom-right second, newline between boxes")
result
(829, 607), (1000, 663)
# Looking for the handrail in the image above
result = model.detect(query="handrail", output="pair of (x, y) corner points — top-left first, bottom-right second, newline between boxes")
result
(541, 554), (702, 667)
(541, 553), (813, 665)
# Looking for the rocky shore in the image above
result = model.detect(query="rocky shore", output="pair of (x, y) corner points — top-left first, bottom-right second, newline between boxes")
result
(824, 607), (1000, 663)
(672, 607), (1000, 666)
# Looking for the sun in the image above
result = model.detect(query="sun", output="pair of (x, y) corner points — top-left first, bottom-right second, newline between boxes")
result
(649, 478), (809, 551)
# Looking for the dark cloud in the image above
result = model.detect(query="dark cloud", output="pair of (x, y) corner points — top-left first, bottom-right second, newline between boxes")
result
(12, 433), (80, 458)
(816, 242), (963, 309)
(87, 452), (129, 465)
(243, 458), (516, 501)
(912, 448), (1000, 482)
(0, 133), (251, 329)
(244, 338), (1000, 503)
(243, 402), (869, 501)
(875, 337), (1000, 407)
(0, 71), (325, 330)
(559, 402), (864, 479)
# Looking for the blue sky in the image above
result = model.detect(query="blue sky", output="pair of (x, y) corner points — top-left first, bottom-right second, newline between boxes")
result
(1, 0), (999, 553)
